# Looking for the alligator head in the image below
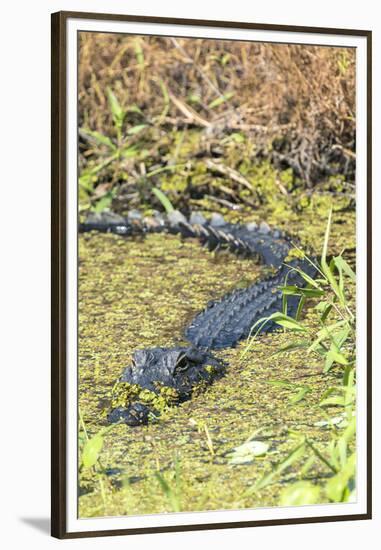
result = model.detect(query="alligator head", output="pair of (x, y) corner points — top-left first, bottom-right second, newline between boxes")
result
(108, 346), (224, 426)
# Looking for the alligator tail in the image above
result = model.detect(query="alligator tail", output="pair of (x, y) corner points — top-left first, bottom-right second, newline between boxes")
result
(79, 210), (316, 349)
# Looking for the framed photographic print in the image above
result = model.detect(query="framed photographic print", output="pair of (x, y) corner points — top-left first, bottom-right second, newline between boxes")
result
(51, 10), (372, 539)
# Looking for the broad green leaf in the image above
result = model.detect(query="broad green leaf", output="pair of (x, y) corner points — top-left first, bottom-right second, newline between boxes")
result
(289, 387), (311, 404)
(82, 433), (104, 468)
(314, 344), (330, 356)
(343, 364), (355, 386)
(315, 301), (329, 312)
(324, 343), (348, 373)
(269, 313), (307, 332)
(328, 347), (348, 365)
(319, 396), (346, 407)
(333, 327), (351, 349)
(315, 321), (347, 339)
(280, 482), (321, 506)
(93, 194), (113, 213)
(334, 256), (356, 282)
(308, 321), (347, 353)
(79, 173), (96, 191)
(325, 453), (356, 502)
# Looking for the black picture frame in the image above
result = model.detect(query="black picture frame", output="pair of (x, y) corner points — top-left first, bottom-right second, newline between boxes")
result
(51, 10), (372, 539)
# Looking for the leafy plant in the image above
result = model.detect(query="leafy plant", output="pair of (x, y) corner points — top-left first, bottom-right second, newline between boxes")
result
(243, 210), (355, 375)
(79, 409), (121, 509)
(79, 88), (148, 211)
(244, 414), (356, 503)
(242, 211), (357, 504)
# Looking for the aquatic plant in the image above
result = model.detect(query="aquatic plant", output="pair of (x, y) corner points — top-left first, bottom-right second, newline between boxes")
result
(242, 211), (356, 504)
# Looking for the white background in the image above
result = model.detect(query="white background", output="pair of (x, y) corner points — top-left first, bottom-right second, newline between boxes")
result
(0, 0), (379, 548)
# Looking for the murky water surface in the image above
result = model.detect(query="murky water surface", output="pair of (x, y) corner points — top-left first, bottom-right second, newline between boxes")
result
(78, 209), (355, 517)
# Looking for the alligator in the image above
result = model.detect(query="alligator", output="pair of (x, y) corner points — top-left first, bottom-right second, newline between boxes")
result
(80, 210), (316, 426)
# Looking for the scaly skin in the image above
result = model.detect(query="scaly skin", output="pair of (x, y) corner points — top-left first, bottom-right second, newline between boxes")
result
(80, 210), (316, 424)
(107, 347), (225, 425)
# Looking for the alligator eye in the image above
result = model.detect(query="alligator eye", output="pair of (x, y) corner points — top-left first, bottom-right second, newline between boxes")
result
(175, 353), (188, 372)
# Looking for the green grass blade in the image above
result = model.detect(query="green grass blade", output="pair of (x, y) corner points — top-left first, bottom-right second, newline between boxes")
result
(289, 386), (311, 404)
(154, 472), (181, 512)
(81, 433), (104, 468)
(246, 440), (306, 494)
(320, 209), (346, 305)
(267, 312), (307, 332)
(152, 187), (175, 213)
(80, 128), (117, 150)
(208, 92), (235, 109)
(284, 264), (324, 289)
(271, 341), (309, 356)
(134, 38), (145, 69)
(279, 285), (324, 298)
(322, 208), (332, 265)
(127, 124), (148, 135)
(296, 295), (306, 320)
(106, 88), (125, 131)
(334, 256), (356, 282)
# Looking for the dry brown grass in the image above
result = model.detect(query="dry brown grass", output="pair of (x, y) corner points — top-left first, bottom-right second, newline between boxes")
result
(79, 32), (356, 188)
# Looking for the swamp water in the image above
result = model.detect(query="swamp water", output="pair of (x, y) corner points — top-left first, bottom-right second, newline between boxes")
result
(78, 205), (355, 518)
